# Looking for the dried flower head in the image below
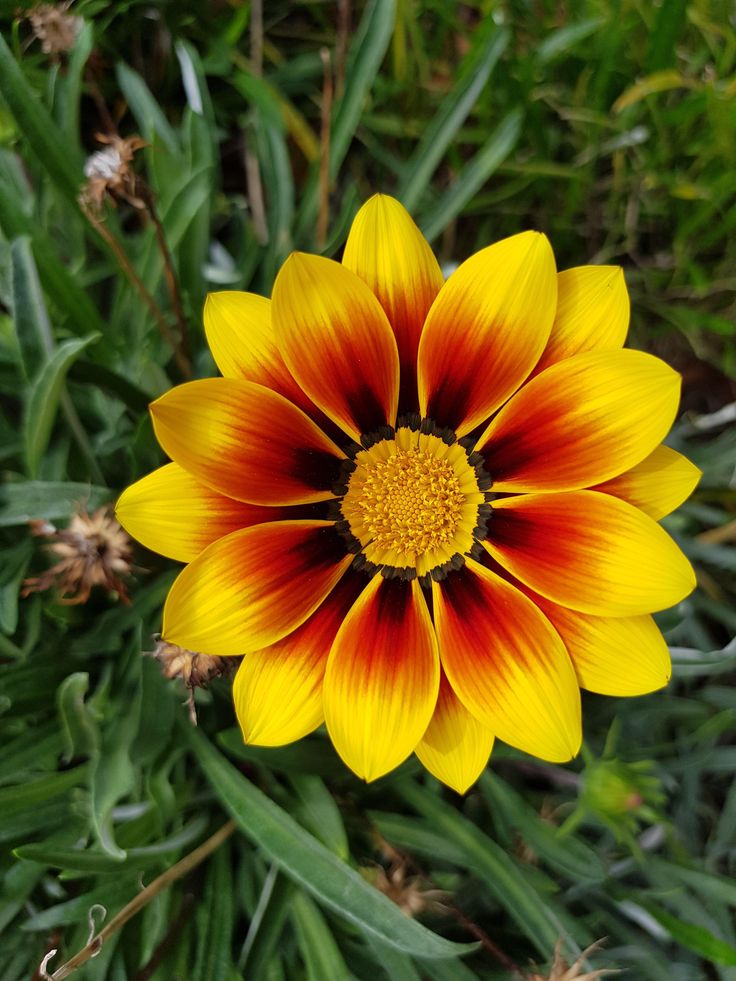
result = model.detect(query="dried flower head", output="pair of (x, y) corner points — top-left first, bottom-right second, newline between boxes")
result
(526, 940), (619, 981)
(28, 2), (83, 57)
(149, 639), (235, 723)
(23, 506), (132, 605)
(364, 860), (448, 918)
(80, 133), (147, 214)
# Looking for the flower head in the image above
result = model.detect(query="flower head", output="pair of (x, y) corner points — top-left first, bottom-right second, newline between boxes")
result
(117, 194), (699, 792)
(27, 2), (83, 57)
(23, 506), (132, 605)
(80, 133), (147, 215)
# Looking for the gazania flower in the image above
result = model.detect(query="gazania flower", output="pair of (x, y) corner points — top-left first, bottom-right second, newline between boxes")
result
(117, 194), (699, 793)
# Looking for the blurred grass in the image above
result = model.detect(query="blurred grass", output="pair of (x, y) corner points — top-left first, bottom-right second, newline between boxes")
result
(0, 1), (735, 978)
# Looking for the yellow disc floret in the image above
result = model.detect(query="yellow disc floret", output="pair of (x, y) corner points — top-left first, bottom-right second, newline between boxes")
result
(341, 426), (487, 577)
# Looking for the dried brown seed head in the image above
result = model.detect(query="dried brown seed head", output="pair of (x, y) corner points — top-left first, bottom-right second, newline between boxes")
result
(28, 2), (83, 56)
(23, 506), (132, 605)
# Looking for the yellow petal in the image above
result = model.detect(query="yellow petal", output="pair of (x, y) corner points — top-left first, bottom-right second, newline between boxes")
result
(342, 194), (444, 410)
(594, 444), (701, 520)
(323, 577), (439, 782)
(531, 593), (671, 696)
(433, 560), (581, 763)
(534, 265), (629, 374)
(162, 521), (352, 655)
(478, 349), (681, 493)
(115, 463), (277, 562)
(486, 491), (696, 616)
(416, 672), (495, 794)
(204, 291), (308, 409)
(417, 231), (557, 436)
(271, 253), (400, 442)
(233, 574), (364, 745)
(150, 378), (344, 506)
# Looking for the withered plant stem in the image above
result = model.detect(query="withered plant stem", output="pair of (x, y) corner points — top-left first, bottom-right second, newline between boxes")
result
(140, 186), (189, 360)
(46, 820), (236, 979)
(83, 208), (191, 378)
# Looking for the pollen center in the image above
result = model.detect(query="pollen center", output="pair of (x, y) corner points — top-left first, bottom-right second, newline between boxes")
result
(356, 448), (464, 554)
(340, 425), (490, 579)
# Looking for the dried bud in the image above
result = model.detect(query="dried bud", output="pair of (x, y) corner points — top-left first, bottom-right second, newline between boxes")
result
(28, 2), (83, 57)
(80, 133), (147, 215)
(23, 506), (132, 605)
(363, 860), (448, 918)
(149, 639), (235, 724)
(526, 940), (618, 980)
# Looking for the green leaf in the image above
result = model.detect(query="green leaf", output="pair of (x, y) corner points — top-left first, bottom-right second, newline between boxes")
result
(240, 867), (294, 978)
(398, 780), (571, 958)
(291, 892), (352, 981)
(10, 236), (53, 379)
(56, 672), (100, 762)
(479, 773), (604, 884)
(0, 481), (112, 527)
(0, 172), (105, 339)
(0, 538), (32, 635)
(185, 723), (475, 960)
(0, 765), (88, 818)
(0, 33), (82, 201)
(23, 334), (99, 477)
(398, 25), (509, 210)
(535, 18), (605, 64)
(288, 774), (349, 859)
(192, 842), (235, 981)
(295, 0), (395, 240)
(641, 901), (736, 965)
(115, 62), (179, 154)
(420, 109), (523, 242)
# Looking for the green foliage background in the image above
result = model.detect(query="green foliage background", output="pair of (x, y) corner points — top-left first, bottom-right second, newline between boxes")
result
(1, 1), (735, 978)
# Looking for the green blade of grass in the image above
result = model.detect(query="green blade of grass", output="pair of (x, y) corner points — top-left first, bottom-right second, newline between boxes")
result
(0, 34), (82, 201)
(184, 722), (476, 960)
(420, 108), (523, 242)
(398, 25), (510, 211)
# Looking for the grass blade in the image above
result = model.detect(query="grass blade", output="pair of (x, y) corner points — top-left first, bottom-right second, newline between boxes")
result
(420, 109), (523, 242)
(398, 25), (510, 211)
(184, 722), (476, 960)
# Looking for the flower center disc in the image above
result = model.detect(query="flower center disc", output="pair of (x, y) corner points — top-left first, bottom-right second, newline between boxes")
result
(341, 426), (488, 578)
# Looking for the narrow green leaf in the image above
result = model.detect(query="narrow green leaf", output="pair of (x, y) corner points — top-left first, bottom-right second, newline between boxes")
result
(480, 773), (604, 884)
(0, 538), (32, 635)
(10, 236), (53, 378)
(398, 25), (509, 210)
(56, 672), (100, 762)
(535, 18), (604, 64)
(14, 817), (210, 872)
(58, 21), (94, 140)
(0, 721), (62, 786)
(23, 334), (99, 477)
(185, 723), (475, 960)
(0, 481), (112, 527)
(0, 33), (81, 200)
(192, 842), (235, 981)
(398, 780), (569, 958)
(288, 774), (349, 859)
(115, 62), (179, 154)
(0, 765), (88, 818)
(240, 868), (294, 978)
(292, 892), (352, 981)
(295, 0), (395, 240)
(420, 109), (523, 242)
(0, 173), (105, 338)
(641, 901), (736, 965)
